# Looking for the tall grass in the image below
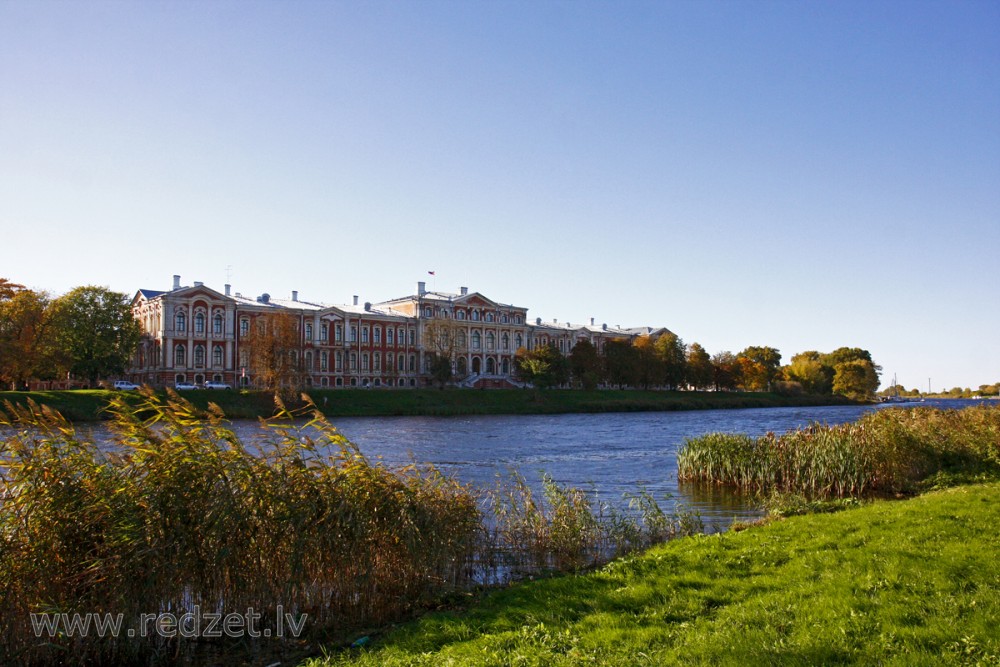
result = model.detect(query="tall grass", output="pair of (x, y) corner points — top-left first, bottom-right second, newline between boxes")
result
(677, 404), (1000, 498)
(1, 391), (691, 666)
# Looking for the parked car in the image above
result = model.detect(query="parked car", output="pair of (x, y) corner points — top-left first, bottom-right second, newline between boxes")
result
(174, 382), (198, 391)
(113, 380), (140, 390)
(204, 381), (232, 390)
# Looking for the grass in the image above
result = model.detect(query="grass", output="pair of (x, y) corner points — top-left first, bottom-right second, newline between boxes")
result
(0, 387), (856, 422)
(303, 482), (1000, 666)
(677, 404), (1000, 498)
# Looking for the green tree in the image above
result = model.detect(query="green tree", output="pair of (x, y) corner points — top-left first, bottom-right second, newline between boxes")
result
(832, 359), (880, 401)
(429, 354), (453, 389)
(653, 332), (686, 389)
(686, 342), (714, 390)
(634, 336), (663, 389)
(736, 346), (782, 391)
(514, 344), (569, 389)
(48, 286), (140, 386)
(783, 351), (835, 395)
(604, 339), (641, 388)
(569, 340), (603, 390)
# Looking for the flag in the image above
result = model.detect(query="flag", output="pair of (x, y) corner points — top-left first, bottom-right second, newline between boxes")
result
(428, 271), (435, 276)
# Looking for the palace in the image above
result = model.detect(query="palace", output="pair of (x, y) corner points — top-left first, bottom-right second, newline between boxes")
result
(128, 276), (667, 389)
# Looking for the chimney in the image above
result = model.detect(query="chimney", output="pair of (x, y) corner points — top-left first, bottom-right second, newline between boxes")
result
(172, 275), (181, 290)
(553, 318), (557, 324)
(364, 301), (371, 312)
(590, 317), (595, 326)
(260, 293), (270, 304)
(353, 295), (359, 306)
(292, 290), (298, 302)
(194, 281), (203, 287)
(602, 323), (608, 331)
(460, 286), (468, 296)
(224, 284), (231, 297)
(535, 317), (541, 325)
(417, 281), (426, 296)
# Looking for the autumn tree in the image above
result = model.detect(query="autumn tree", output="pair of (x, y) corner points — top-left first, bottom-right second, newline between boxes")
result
(0, 288), (56, 389)
(48, 286), (141, 386)
(832, 359), (880, 401)
(243, 311), (303, 393)
(422, 317), (466, 382)
(686, 342), (714, 390)
(568, 339), (603, 390)
(711, 351), (739, 391)
(633, 336), (662, 389)
(783, 351), (835, 395)
(735, 346), (782, 391)
(0, 278), (26, 301)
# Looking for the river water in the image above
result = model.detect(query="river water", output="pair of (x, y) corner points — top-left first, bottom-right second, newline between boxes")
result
(37, 398), (993, 528)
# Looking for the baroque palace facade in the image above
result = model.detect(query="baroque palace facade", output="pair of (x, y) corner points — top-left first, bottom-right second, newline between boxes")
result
(128, 276), (668, 389)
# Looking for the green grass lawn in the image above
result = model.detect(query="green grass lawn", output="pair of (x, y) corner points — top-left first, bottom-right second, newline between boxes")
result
(305, 483), (1000, 666)
(0, 387), (852, 422)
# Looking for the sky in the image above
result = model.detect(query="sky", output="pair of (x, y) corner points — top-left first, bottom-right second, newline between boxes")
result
(1, 0), (998, 392)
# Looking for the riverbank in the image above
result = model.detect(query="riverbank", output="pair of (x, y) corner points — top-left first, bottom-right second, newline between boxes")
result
(303, 482), (1000, 666)
(0, 387), (856, 422)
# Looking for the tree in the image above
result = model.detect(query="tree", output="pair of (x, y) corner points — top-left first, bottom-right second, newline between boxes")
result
(422, 317), (465, 379)
(242, 311), (303, 393)
(429, 354), (454, 389)
(832, 359), (880, 401)
(48, 286), (140, 386)
(783, 351), (835, 395)
(653, 332), (686, 389)
(603, 339), (641, 388)
(633, 336), (663, 389)
(0, 288), (56, 389)
(686, 342), (714, 390)
(568, 339), (603, 390)
(0, 278), (26, 301)
(711, 351), (740, 391)
(514, 344), (569, 389)
(735, 346), (782, 391)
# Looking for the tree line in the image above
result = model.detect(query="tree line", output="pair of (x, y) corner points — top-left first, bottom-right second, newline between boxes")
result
(0, 279), (139, 389)
(514, 332), (883, 401)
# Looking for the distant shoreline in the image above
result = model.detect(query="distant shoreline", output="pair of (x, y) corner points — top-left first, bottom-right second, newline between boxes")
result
(0, 388), (859, 423)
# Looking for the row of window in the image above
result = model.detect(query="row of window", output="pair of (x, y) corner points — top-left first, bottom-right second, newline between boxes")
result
(174, 311), (226, 335)
(423, 307), (523, 324)
(173, 344), (225, 367)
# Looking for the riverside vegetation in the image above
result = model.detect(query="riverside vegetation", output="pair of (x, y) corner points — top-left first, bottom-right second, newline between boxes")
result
(0, 391), (701, 666)
(3, 395), (998, 665)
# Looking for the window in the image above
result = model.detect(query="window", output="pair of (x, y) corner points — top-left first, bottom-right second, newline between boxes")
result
(472, 311), (480, 321)
(485, 313), (494, 323)
(387, 353), (394, 370)
(320, 351), (328, 371)
(472, 332), (481, 350)
(335, 324), (343, 342)
(335, 351), (343, 371)
(501, 314), (508, 324)
(387, 328), (394, 345)
(459, 331), (467, 349)
(487, 332), (495, 350)
(305, 351), (313, 370)
(174, 344), (186, 366)
(195, 313), (205, 334)
(408, 329), (415, 345)
(362, 327), (369, 344)
(502, 333), (509, 351)
(398, 354), (405, 371)
(175, 311), (186, 332)
(424, 307), (433, 317)
(456, 310), (465, 320)
(240, 318), (249, 336)
(516, 334), (523, 349)
(213, 314), (223, 335)
(194, 345), (205, 366)
(305, 323), (313, 341)
(374, 353), (381, 371)
(321, 324), (328, 342)
(350, 353), (357, 371)
(409, 355), (416, 372)
(350, 326), (357, 343)
(515, 316), (522, 324)
(212, 345), (223, 367)
(362, 353), (369, 371)
(374, 327), (381, 344)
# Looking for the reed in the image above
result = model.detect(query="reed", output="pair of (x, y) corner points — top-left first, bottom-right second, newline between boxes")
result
(677, 404), (1000, 498)
(1, 391), (694, 665)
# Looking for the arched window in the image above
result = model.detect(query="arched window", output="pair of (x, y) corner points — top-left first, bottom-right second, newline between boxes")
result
(195, 313), (205, 334)
(456, 310), (466, 320)
(305, 322), (313, 341)
(320, 351), (328, 371)
(175, 311), (186, 333)
(194, 345), (205, 366)
(321, 324), (328, 342)
(487, 358), (496, 374)
(502, 358), (510, 375)
(305, 351), (313, 370)
(458, 331), (467, 349)
(472, 311), (480, 321)
(485, 313), (494, 323)
(486, 332), (495, 350)
(362, 353), (369, 371)
(472, 332), (481, 350)
(502, 333), (510, 350)
(240, 318), (249, 336)
(387, 328), (394, 344)
(516, 334), (523, 349)
(212, 345), (223, 367)
(501, 314), (509, 324)
(374, 327), (381, 343)
(174, 344), (186, 366)
(213, 313), (223, 335)
(424, 307), (433, 317)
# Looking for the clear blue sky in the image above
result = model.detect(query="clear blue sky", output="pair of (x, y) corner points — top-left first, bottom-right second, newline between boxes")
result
(2, 0), (997, 391)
